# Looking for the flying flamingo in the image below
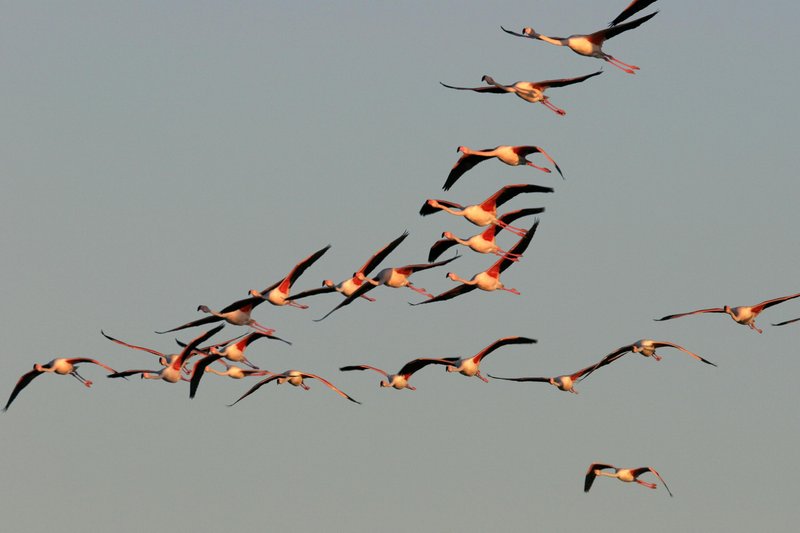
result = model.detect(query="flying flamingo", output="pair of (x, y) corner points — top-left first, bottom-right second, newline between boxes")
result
(610, 0), (659, 26)
(440, 71), (602, 115)
(188, 355), (272, 399)
(427, 208), (544, 263)
(286, 232), (409, 304)
(108, 325), (224, 383)
(340, 358), (454, 390)
(488, 355), (611, 395)
(444, 145), (563, 191)
(156, 294), (276, 335)
(175, 330), (291, 369)
(593, 339), (717, 369)
(437, 336), (538, 383)
(501, 12), (657, 74)
(585, 463), (673, 496)
(229, 370), (360, 406)
(4, 357), (120, 412)
(654, 292), (800, 333)
(248, 244), (331, 309)
(315, 255), (459, 321)
(411, 220), (539, 306)
(420, 184), (553, 237)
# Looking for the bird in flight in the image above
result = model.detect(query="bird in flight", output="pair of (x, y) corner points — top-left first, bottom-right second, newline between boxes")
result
(444, 145), (563, 191)
(584, 463), (673, 496)
(441, 71), (602, 115)
(655, 292), (800, 333)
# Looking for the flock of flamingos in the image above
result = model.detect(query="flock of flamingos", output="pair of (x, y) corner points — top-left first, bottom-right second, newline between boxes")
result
(7, 0), (800, 497)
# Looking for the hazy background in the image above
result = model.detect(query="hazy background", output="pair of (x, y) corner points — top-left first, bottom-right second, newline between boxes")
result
(2, 1), (799, 531)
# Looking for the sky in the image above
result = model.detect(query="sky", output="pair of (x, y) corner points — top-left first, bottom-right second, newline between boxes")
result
(2, 1), (800, 531)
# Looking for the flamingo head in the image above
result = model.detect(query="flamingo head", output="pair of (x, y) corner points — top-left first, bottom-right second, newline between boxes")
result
(33, 363), (44, 372)
(322, 279), (335, 288)
(445, 366), (456, 373)
(379, 380), (389, 388)
(522, 27), (535, 36)
(442, 231), (454, 240)
(248, 289), (264, 299)
(197, 305), (211, 313)
(456, 145), (468, 154)
(723, 305), (732, 316)
(481, 75), (496, 85)
(354, 272), (367, 281)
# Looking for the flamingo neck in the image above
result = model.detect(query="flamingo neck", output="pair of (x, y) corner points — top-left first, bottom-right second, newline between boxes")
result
(537, 34), (565, 47)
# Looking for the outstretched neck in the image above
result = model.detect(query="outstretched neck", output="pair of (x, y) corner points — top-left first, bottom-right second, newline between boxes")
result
(536, 34), (565, 47)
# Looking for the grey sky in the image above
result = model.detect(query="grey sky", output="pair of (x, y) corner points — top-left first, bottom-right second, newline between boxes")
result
(2, 1), (799, 531)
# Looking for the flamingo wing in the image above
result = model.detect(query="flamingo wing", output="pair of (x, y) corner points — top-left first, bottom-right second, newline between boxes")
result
(497, 220), (540, 274)
(495, 208), (545, 238)
(101, 330), (165, 358)
(443, 152), (490, 191)
(490, 184), (554, 209)
(264, 244), (332, 294)
(397, 358), (453, 378)
(155, 314), (223, 335)
(440, 81), (507, 93)
(3, 368), (44, 411)
(286, 286), (336, 301)
(410, 283), (478, 306)
(772, 316), (800, 327)
(339, 365), (389, 378)
(314, 282), (379, 321)
(358, 231), (409, 276)
(487, 374), (550, 383)
(753, 291), (800, 313)
(189, 354), (225, 399)
(609, 0), (658, 26)
(499, 26), (528, 38)
(533, 71), (602, 90)
(107, 369), (152, 379)
(175, 324), (225, 369)
(654, 307), (725, 321)
(299, 372), (361, 404)
(427, 238), (459, 263)
(398, 255), (460, 275)
(473, 336), (537, 363)
(602, 10), (658, 37)
(64, 358), (119, 375)
(228, 373), (284, 406)
(517, 145), (564, 178)
(651, 341), (717, 366)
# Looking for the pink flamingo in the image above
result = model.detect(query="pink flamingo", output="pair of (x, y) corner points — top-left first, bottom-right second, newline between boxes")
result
(340, 358), (454, 391)
(229, 370), (360, 405)
(444, 145), (563, 191)
(248, 245), (330, 309)
(585, 463), (672, 496)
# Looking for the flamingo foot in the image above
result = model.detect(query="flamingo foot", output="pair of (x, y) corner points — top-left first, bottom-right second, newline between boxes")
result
(360, 295), (376, 302)
(84, 380), (93, 388)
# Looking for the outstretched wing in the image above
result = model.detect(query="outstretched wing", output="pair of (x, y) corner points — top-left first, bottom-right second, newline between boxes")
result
(358, 231), (410, 276)
(189, 354), (225, 399)
(440, 81), (507, 93)
(261, 244), (332, 295)
(397, 358), (453, 378)
(339, 365), (389, 378)
(3, 368), (43, 411)
(473, 336), (537, 363)
(286, 286), (336, 302)
(602, 10), (658, 38)
(64, 358), (119, 375)
(443, 152), (490, 191)
(753, 291), (800, 313)
(489, 184), (554, 209)
(487, 374), (550, 383)
(517, 145), (564, 178)
(495, 208), (545, 238)
(500, 26), (528, 38)
(101, 330), (165, 358)
(175, 324), (225, 369)
(651, 341), (717, 367)
(228, 374), (283, 406)
(397, 255), (459, 276)
(300, 372), (361, 404)
(427, 238), (459, 263)
(497, 220), (540, 274)
(654, 307), (725, 321)
(410, 283), (478, 306)
(533, 71), (602, 90)
(772, 316), (800, 327)
(609, 0), (658, 26)
(314, 281), (380, 321)
(155, 314), (223, 335)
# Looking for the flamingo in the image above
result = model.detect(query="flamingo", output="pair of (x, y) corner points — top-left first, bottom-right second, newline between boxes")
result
(156, 294), (275, 335)
(440, 71), (602, 115)
(585, 463), (673, 496)
(444, 145), (563, 191)
(175, 330), (291, 369)
(610, 0), (659, 26)
(248, 244), (331, 309)
(420, 184), (553, 237)
(4, 357), (120, 412)
(437, 336), (538, 383)
(427, 208), (544, 263)
(188, 355), (272, 399)
(314, 255), (459, 321)
(340, 358), (454, 390)
(654, 292), (800, 333)
(229, 370), (360, 406)
(411, 220), (539, 306)
(108, 325), (224, 383)
(488, 356), (611, 395)
(501, 12), (657, 74)
(286, 232), (409, 304)
(594, 339), (717, 369)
